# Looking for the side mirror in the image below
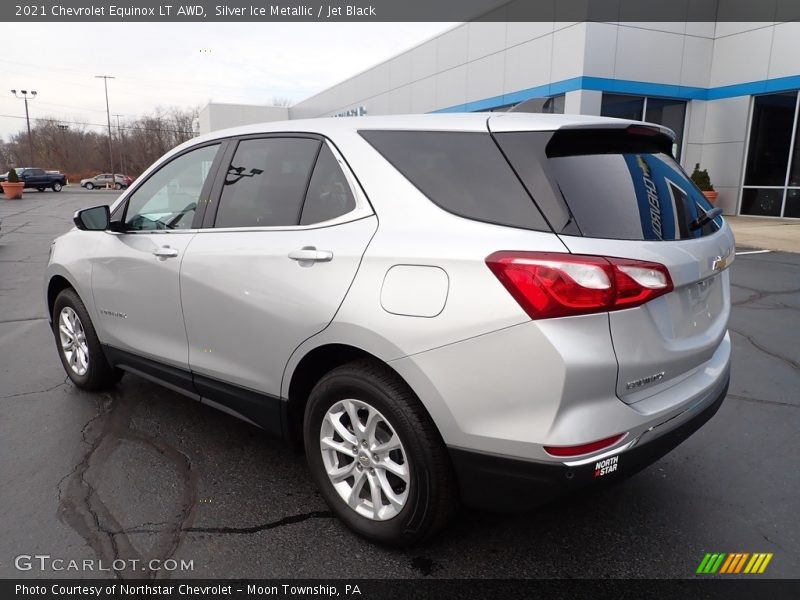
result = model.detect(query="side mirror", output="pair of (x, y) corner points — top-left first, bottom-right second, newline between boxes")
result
(73, 205), (110, 231)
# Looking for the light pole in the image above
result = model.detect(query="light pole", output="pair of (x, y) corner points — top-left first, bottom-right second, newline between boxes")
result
(113, 113), (126, 175)
(57, 124), (69, 171)
(10, 89), (37, 166)
(95, 75), (115, 177)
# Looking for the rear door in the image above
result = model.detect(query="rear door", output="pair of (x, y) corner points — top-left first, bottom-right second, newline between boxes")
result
(493, 122), (735, 405)
(180, 135), (377, 417)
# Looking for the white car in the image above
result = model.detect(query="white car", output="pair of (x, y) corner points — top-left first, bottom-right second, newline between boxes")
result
(80, 173), (127, 190)
(45, 114), (733, 544)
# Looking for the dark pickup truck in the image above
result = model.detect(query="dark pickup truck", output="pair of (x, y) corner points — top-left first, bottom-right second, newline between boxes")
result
(0, 168), (67, 192)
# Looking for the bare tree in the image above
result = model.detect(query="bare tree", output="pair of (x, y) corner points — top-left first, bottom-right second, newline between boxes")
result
(0, 107), (199, 180)
(271, 96), (292, 107)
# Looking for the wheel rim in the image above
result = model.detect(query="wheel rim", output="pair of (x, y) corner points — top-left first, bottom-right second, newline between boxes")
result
(58, 307), (89, 376)
(320, 398), (410, 521)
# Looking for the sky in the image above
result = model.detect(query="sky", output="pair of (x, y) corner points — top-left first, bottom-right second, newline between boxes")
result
(0, 22), (456, 140)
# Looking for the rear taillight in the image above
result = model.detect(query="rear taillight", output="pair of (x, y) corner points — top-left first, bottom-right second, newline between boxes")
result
(486, 251), (673, 319)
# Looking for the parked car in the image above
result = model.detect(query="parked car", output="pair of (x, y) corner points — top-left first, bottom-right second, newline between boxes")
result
(0, 167), (66, 192)
(80, 173), (127, 190)
(45, 114), (733, 545)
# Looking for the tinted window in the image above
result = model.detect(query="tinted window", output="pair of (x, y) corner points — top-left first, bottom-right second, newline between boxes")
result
(124, 144), (219, 231)
(745, 92), (796, 186)
(601, 93), (644, 121)
(215, 137), (320, 228)
(359, 130), (548, 231)
(300, 145), (356, 225)
(497, 130), (721, 241)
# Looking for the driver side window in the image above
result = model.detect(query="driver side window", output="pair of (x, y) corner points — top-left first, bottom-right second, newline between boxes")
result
(124, 144), (220, 231)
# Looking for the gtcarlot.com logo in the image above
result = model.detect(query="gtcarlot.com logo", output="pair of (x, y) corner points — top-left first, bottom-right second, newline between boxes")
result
(14, 554), (194, 572)
(696, 552), (773, 574)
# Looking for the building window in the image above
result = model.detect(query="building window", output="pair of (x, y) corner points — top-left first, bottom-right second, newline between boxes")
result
(741, 91), (800, 218)
(601, 93), (686, 160)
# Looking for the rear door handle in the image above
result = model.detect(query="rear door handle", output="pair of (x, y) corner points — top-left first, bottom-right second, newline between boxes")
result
(288, 246), (333, 265)
(153, 245), (179, 259)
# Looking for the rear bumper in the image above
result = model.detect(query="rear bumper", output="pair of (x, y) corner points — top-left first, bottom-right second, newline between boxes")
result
(449, 375), (728, 510)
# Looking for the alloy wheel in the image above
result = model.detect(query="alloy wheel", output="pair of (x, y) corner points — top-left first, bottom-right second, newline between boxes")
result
(319, 398), (410, 521)
(58, 306), (89, 376)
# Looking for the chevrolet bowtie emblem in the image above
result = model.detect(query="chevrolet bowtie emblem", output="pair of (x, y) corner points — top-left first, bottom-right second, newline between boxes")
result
(712, 250), (734, 272)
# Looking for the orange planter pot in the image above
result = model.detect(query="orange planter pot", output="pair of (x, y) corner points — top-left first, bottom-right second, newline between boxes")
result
(702, 190), (718, 204)
(2, 182), (24, 199)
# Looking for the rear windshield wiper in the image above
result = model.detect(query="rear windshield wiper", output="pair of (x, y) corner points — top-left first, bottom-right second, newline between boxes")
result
(689, 206), (723, 231)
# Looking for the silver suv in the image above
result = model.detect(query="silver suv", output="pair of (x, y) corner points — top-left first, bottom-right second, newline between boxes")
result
(45, 114), (733, 544)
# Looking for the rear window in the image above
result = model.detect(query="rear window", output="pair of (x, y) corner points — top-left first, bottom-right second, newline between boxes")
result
(359, 130), (549, 231)
(496, 129), (722, 241)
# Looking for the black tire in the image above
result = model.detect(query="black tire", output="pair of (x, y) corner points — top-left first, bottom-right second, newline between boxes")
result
(85, 182), (94, 190)
(52, 288), (122, 390)
(114, 182), (122, 190)
(52, 182), (62, 192)
(37, 186), (46, 192)
(304, 359), (457, 545)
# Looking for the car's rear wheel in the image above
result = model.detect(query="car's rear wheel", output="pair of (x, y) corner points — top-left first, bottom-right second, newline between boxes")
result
(304, 359), (457, 545)
(52, 182), (62, 192)
(85, 182), (94, 190)
(37, 186), (45, 192)
(52, 288), (122, 390)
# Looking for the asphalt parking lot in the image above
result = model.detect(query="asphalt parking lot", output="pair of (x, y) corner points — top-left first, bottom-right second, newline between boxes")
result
(0, 187), (798, 579)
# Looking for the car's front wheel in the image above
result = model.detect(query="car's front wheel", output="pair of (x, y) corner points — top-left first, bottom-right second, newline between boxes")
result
(52, 182), (62, 192)
(85, 182), (94, 190)
(52, 288), (122, 390)
(304, 360), (457, 545)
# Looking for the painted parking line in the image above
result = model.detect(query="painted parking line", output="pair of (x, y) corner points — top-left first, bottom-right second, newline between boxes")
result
(735, 249), (772, 255)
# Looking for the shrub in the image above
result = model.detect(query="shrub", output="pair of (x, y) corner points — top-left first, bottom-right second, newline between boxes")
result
(7, 168), (19, 183)
(690, 164), (714, 191)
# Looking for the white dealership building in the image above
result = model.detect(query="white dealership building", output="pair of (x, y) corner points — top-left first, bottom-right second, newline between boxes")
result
(199, 21), (800, 218)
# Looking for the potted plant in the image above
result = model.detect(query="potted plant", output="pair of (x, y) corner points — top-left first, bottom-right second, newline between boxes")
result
(690, 164), (717, 204)
(2, 168), (24, 200)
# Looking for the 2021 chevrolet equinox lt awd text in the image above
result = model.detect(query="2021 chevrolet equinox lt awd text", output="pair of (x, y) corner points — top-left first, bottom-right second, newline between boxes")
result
(45, 114), (733, 544)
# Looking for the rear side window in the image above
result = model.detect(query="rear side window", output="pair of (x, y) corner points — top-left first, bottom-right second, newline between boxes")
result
(300, 145), (356, 225)
(215, 137), (320, 228)
(359, 130), (549, 231)
(497, 130), (722, 241)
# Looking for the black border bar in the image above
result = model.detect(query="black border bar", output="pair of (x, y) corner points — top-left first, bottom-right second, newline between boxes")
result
(4, 579), (800, 600)
(4, 0), (800, 23)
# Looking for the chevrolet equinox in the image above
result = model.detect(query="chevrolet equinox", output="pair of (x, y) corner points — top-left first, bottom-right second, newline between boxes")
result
(45, 114), (733, 544)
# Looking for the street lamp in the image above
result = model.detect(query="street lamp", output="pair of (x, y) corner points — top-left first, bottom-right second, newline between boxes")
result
(10, 89), (37, 166)
(57, 124), (69, 170)
(95, 75), (115, 177)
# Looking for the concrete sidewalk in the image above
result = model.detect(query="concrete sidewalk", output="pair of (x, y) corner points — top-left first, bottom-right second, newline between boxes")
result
(726, 216), (800, 253)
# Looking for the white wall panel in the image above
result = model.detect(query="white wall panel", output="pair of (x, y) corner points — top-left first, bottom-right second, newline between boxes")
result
(436, 25), (469, 72)
(709, 27), (772, 87)
(613, 26), (685, 84)
(503, 35), (554, 94)
(551, 23), (587, 81)
(467, 53), (506, 103)
(467, 22), (507, 61)
(768, 22), (800, 79)
(436, 64), (468, 109)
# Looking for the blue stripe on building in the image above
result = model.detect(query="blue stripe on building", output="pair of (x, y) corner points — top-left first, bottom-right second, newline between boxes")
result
(433, 74), (800, 113)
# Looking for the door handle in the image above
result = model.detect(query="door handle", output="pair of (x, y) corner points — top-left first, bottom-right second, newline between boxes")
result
(153, 245), (179, 259)
(288, 246), (333, 265)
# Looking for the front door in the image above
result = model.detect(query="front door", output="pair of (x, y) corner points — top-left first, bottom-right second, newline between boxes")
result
(91, 143), (222, 369)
